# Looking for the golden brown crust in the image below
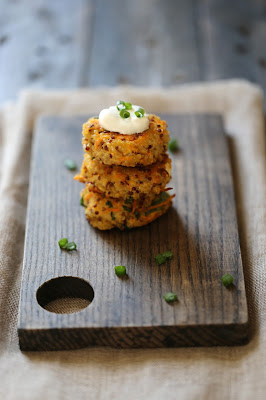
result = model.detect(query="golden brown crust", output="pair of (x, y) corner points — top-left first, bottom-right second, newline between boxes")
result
(81, 186), (174, 230)
(75, 153), (171, 200)
(82, 115), (170, 167)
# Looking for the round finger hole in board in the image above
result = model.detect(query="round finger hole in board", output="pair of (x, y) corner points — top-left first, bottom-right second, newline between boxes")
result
(36, 276), (94, 314)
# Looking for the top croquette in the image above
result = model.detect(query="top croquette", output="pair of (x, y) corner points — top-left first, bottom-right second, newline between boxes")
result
(82, 115), (170, 167)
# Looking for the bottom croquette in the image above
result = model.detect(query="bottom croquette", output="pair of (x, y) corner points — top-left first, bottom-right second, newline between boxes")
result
(81, 186), (175, 230)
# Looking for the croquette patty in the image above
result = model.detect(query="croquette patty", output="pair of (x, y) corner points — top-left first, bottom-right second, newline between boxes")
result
(75, 154), (171, 200)
(82, 115), (170, 167)
(81, 186), (174, 230)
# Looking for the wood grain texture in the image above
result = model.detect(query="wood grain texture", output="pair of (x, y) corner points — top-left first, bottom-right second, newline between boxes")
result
(88, 0), (201, 86)
(18, 114), (249, 351)
(1, 1), (266, 105)
(0, 0), (94, 104)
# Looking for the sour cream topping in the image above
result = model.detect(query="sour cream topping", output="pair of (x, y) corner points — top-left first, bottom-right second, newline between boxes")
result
(99, 105), (149, 135)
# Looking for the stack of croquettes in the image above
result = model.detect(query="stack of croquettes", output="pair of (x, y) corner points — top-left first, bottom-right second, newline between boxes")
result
(75, 105), (174, 230)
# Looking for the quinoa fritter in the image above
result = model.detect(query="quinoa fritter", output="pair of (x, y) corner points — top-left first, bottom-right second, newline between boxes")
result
(81, 186), (174, 230)
(75, 154), (171, 200)
(82, 115), (170, 167)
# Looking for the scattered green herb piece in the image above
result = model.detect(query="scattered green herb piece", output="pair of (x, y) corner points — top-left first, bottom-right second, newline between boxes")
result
(123, 205), (132, 212)
(154, 250), (173, 265)
(120, 109), (130, 118)
(168, 138), (179, 152)
(65, 241), (77, 251)
(111, 212), (116, 220)
(125, 102), (132, 110)
(80, 196), (84, 206)
(135, 111), (144, 118)
(115, 265), (127, 277)
(162, 250), (173, 260)
(125, 196), (134, 204)
(58, 238), (77, 251)
(222, 273), (234, 287)
(64, 158), (77, 170)
(163, 292), (178, 303)
(58, 238), (68, 249)
(92, 116), (99, 119)
(116, 100), (126, 111)
(106, 200), (113, 208)
(137, 107), (145, 115)
(154, 254), (166, 265)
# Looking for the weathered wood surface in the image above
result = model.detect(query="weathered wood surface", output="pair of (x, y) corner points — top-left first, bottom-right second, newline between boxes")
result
(18, 114), (248, 351)
(0, 0), (266, 104)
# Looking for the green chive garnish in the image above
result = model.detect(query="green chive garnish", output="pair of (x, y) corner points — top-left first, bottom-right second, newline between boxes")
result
(80, 197), (84, 206)
(222, 273), (234, 287)
(65, 241), (77, 251)
(135, 111), (144, 118)
(162, 250), (173, 259)
(106, 200), (113, 208)
(168, 138), (178, 152)
(116, 100), (126, 111)
(115, 265), (127, 277)
(58, 238), (77, 251)
(111, 212), (116, 220)
(137, 107), (145, 115)
(64, 158), (77, 170)
(58, 238), (68, 249)
(163, 292), (178, 303)
(125, 102), (132, 110)
(123, 205), (132, 212)
(120, 109), (130, 118)
(92, 116), (99, 119)
(154, 251), (173, 265)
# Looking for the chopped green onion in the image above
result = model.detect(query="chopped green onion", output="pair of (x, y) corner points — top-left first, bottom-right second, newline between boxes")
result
(222, 273), (234, 287)
(125, 102), (132, 110)
(163, 292), (178, 303)
(58, 238), (68, 249)
(154, 254), (167, 265)
(162, 250), (173, 259)
(80, 197), (84, 206)
(168, 138), (179, 152)
(65, 241), (77, 251)
(125, 196), (134, 204)
(154, 250), (173, 265)
(106, 200), (113, 208)
(120, 109), (130, 118)
(135, 111), (144, 118)
(111, 212), (116, 220)
(58, 238), (77, 251)
(64, 158), (77, 170)
(116, 100), (126, 111)
(115, 265), (127, 277)
(123, 205), (132, 212)
(137, 107), (145, 115)
(92, 116), (99, 119)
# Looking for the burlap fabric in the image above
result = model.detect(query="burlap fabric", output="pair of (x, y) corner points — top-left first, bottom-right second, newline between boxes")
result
(0, 80), (265, 399)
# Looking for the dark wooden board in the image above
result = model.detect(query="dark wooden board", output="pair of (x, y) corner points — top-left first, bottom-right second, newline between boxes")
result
(18, 114), (249, 351)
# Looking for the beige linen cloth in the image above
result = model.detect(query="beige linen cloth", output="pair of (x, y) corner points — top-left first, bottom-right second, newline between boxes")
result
(0, 80), (265, 400)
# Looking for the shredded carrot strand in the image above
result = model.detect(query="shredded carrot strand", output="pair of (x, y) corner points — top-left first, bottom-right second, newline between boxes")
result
(74, 174), (85, 182)
(132, 199), (138, 213)
(147, 194), (175, 210)
(161, 187), (173, 192)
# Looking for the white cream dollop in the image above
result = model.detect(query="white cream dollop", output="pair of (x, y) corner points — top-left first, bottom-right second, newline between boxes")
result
(99, 105), (149, 135)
